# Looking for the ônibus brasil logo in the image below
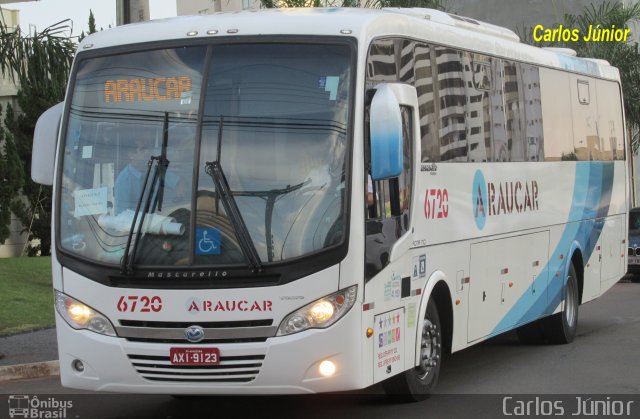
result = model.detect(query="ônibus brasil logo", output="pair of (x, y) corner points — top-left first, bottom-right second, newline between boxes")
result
(472, 169), (540, 230)
(7, 395), (73, 418)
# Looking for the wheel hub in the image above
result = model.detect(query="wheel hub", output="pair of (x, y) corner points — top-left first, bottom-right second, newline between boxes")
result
(417, 320), (439, 380)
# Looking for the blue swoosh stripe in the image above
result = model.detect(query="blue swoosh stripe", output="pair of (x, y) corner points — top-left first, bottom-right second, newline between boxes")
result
(490, 162), (615, 335)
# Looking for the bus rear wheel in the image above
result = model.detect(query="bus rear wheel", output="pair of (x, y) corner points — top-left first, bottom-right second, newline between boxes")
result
(516, 262), (579, 345)
(382, 298), (442, 402)
(543, 262), (579, 344)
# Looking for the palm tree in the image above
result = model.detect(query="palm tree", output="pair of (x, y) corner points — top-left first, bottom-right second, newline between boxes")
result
(0, 19), (75, 255)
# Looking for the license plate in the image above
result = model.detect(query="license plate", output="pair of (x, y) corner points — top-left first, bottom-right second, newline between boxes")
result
(170, 348), (220, 365)
(629, 257), (640, 265)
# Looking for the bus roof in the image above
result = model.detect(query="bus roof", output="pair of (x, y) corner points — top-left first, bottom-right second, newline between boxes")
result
(78, 7), (620, 81)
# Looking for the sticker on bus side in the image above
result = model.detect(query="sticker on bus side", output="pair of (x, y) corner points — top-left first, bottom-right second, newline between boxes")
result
(374, 308), (404, 382)
(411, 255), (427, 281)
(384, 273), (402, 301)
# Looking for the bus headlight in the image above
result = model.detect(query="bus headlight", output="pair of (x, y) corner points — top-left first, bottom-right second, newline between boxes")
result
(55, 290), (116, 337)
(277, 285), (357, 336)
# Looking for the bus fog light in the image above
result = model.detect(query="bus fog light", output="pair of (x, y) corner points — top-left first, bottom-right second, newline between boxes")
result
(318, 360), (336, 377)
(72, 359), (85, 372)
(55, 290), (116, 337)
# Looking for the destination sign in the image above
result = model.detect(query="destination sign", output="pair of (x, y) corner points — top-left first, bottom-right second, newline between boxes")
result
(104, 76), (192, 103)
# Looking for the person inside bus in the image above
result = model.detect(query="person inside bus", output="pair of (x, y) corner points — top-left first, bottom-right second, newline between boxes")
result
(114, 134), (185, 215)
(367, 173), (379, 218)
(367, 174), (375, 207)
(112, 130), (191, 265)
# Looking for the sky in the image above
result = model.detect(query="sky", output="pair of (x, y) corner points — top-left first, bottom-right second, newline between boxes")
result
(1, 0), (177, 36)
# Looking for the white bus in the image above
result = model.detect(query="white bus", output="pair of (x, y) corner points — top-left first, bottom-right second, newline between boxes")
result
(32, 8), (628, 400)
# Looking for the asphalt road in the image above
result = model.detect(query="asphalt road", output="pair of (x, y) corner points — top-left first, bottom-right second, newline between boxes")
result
(1, 277), (639, 418)
(0, 328), (57, 367)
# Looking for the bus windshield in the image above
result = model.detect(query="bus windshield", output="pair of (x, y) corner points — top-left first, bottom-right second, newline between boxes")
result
(59, 42), (352, 268)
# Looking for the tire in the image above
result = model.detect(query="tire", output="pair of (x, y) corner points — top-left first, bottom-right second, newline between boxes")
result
(382, 299), (442, 402)
(543, 262), (579, 344)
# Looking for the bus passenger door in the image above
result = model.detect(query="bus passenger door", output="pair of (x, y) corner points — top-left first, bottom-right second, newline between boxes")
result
(365, 83), (419, 281)
(366, 82), (420, 382)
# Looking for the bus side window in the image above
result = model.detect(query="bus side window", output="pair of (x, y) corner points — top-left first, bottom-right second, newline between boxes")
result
(463, 52), (493, 162)
(503, 60), (526, 162)
(523, 65), (544, 161)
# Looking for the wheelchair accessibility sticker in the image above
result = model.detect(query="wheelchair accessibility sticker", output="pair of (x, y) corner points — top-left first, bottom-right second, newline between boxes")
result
(196, 227), (221, 255)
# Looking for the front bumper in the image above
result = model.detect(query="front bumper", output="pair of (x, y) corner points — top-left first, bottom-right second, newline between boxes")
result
(56, 302), (365, 394)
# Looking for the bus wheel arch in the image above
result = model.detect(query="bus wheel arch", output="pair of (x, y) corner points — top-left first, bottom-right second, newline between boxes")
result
(382, 273), (453, 401)
(430, 280), (453, 356)
(517, 248), (584, 345)
(413, 272), (453, 362)
(565, 241), (585, 304)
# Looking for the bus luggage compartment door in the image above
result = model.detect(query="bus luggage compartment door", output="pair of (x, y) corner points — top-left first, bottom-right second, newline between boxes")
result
(467, 231), (549, 342)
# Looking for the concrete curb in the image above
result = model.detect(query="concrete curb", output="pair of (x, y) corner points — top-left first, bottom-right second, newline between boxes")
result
(0, 361), (59, 382)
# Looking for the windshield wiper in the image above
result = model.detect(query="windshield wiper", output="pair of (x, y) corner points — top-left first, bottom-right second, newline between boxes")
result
(121, 113), (171, 275)
(205, 160), (263, 272)
(154, 112), (170, 212)
(120, 156), (158, 275)
(234, 181), (307, 262)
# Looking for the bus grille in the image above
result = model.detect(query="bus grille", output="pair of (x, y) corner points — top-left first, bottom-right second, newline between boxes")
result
(116, 319), (276, 344)
(127, 354), (265, 383)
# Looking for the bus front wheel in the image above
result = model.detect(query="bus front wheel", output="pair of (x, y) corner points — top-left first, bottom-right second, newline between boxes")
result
(382, 298), (442, 402)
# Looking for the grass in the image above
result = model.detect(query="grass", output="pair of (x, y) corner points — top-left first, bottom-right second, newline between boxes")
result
(0, 256), (54, 335)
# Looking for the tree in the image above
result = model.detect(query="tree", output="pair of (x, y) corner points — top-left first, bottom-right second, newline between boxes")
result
(0, 104), (23, 244)
(520, 1), (640, 152)
(88, 9), (97, 34)
(79, 9), (99, 42)
(0, 20), (75, 255)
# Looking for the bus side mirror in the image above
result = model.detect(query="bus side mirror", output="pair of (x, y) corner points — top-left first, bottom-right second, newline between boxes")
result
(369, 84), (403, 181)
(32, 102), (63, 186)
